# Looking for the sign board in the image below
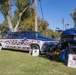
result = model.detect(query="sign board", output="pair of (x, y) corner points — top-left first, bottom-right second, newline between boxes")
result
(32, 49), (39, 56)
(67, 54), (76, 68)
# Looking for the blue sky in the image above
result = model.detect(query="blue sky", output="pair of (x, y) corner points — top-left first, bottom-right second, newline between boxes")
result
(38, 0), (76, 30)
(0, 0), (76, 31)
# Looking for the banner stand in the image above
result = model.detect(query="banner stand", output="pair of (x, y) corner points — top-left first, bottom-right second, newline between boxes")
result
(67, 54), (76, 68)
(29, 49), (39, 56)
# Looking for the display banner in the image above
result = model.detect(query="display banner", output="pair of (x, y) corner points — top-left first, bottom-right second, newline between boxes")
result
(67, 54), (76, 68)
(32, 49), (39, 56)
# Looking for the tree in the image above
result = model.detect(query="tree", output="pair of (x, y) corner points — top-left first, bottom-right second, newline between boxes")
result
(0, 0), (34, 32)
(19, 16), (35, 31)
(0, 22), (9, 37)
(39, 19), (49, 36)
(70, 8), (76, 27)
(18, 7), (35, 31)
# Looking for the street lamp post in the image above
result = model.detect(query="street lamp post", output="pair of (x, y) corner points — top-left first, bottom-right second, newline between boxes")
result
(65, 23), (70, 29)
(62, 19), (65, 30)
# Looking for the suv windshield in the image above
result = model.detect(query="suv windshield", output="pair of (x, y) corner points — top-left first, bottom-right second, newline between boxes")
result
(27, 32), (44, 39)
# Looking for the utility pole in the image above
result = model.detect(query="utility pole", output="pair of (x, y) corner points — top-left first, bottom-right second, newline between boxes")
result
(62, 19), (64, 30)
(34, 0), (38, 31)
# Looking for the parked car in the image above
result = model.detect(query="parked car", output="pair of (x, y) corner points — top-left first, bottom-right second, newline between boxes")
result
(0, 31), (58, 55)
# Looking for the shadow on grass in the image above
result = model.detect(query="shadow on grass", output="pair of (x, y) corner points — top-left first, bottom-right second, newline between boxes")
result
(2, 49), (29, 53)
(39, 55), (67, 66)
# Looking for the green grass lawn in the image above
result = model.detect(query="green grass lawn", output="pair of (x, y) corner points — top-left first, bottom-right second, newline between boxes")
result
(0, 50), (76, 75)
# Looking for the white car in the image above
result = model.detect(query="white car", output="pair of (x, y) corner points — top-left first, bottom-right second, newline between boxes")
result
(0, 31), (58, 54)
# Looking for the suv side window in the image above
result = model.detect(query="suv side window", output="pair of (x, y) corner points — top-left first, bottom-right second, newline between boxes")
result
(7, 33), (12, 39)
(27, 32), (36, 39)
(12, 32), (19, 39)
(20, 31), (26, 39)
(4, 33), (12, 39)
